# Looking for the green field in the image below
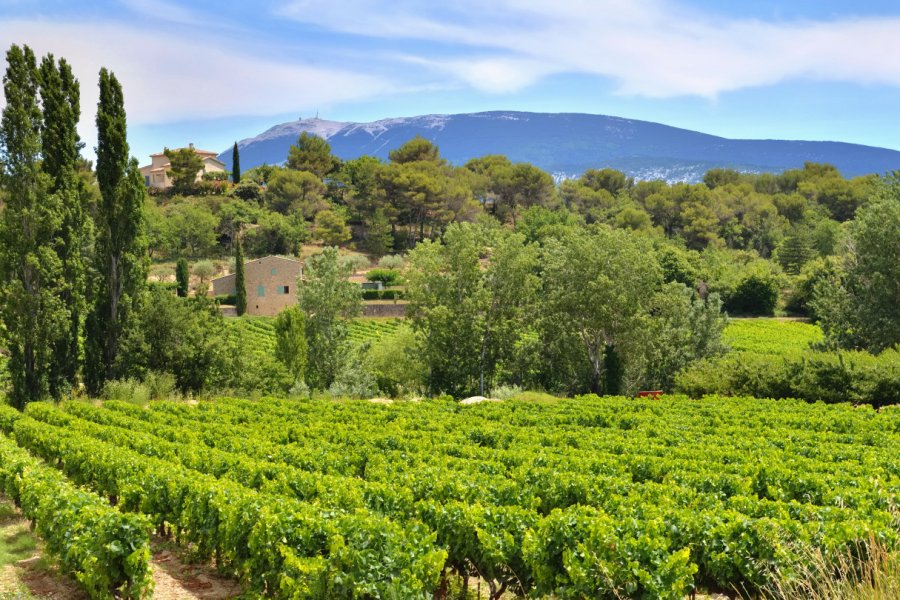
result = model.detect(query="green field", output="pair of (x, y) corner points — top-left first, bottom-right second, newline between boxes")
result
(724, 318), (823, 356)
(1, 395), (897, 598)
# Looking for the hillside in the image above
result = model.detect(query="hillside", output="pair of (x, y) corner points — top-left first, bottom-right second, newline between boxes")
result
(219, 111), (900, 182)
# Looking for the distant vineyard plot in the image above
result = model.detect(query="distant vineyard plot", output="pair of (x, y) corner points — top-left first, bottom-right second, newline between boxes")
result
(0, 395), (897, 598)
(724, 318), (823, 355)
(227, 315), (401, 353)
(230, 316), (818, 359)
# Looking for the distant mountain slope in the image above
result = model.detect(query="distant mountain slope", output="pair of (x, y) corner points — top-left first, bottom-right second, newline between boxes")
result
(219, 111), (900, 182)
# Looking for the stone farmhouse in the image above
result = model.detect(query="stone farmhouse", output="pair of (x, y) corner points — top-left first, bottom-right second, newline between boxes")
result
(211, 255), (303, 317)
(139, 144), (226, 190)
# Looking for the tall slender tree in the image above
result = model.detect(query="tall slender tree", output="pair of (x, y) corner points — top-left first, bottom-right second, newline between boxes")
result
(175, 258), (189, 297)
(232, 141), (241, 184)
(39, 54), (88, 398)
(234, 238), (247, 316)
(84, 68), (148, 394)
(0, 44), (67, 408)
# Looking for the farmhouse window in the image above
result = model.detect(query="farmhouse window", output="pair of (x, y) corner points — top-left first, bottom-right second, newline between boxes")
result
(280, 285), (290, 294)
(271, 268), (278, 275)
(257, 284), (265, 297)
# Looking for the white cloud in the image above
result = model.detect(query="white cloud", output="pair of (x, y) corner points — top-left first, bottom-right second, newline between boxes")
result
(0, 20), (388, 122)
(0, 19), (389, 157)
(400, 55), (554, 94)
(277, 0), (900, 98)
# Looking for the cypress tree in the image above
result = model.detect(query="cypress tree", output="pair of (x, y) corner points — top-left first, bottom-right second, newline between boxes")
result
(176, 258), (189, 297)
(84, 68), (148, 394)
(232, 141), (241, 184)
(235, 238), (247, 316)
(39, 54), (88, 398)
(0, 44), (68, 408)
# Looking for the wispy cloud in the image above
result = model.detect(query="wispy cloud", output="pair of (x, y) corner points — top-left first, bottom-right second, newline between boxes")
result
(0, 19), (390, 153)
(0, 22), (389, 124)
(277, 0), (900, 98)
(119, 0), (211, 28)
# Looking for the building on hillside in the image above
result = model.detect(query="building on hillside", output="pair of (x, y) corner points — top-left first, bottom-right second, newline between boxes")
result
(211, 255), (303, 317)
(139, 143), (226, 189)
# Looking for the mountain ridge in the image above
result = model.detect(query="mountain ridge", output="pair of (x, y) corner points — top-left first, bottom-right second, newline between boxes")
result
(219, 111), (900, 183)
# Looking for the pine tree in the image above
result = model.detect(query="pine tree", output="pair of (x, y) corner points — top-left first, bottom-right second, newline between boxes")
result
(176, 258), (189, 297)
(39, 54), (88, 398)
(0, 44), (68, 408)
(235, 238), (247, 316)
(364, 208), (393, 255)
(232, 141), (241, 184)
(163, 146), (203, 195)
(776, 228), (816, 275)
(84, 68), (148, 394)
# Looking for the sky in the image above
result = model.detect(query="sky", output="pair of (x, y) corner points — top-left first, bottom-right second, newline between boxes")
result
(1, 0), (900, 163)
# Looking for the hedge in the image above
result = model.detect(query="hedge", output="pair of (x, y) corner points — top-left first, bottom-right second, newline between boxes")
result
(675, 348), (900, 407)
(362, 289), (405, 301)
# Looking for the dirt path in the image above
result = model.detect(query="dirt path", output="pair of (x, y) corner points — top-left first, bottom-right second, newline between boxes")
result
(1, 496), (241, 599)
(149, 539), (242, 600)
(0, 499), (85, 599)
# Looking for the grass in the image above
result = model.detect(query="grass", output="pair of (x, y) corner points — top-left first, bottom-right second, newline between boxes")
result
(0, 588), (45, 600)
(761, 535), (900, 600)
(0, 502), (36, 568)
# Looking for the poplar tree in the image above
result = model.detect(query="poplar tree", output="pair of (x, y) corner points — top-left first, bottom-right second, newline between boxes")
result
(232, 141), (241, 184)
(39, 54), (88, 397)
(234, 238), (247, 316)
(0, 44), (67, 407)
(85, 68), (148, 394)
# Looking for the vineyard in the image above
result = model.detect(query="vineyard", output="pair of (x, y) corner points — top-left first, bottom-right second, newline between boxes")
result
(348, 318), (402, 344)
(723, 319), (823, 356)
(230, 316), (818, 358)
(0, 395), (898, 599)
(227, 316), (402, 353)
(226, 316), (277, 361)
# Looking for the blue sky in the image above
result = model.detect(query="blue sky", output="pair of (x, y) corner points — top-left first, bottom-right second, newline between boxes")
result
(2, 0), (900, 163)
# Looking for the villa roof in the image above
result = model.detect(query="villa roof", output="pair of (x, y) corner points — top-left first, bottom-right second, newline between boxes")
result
(150, 147), (219, 157)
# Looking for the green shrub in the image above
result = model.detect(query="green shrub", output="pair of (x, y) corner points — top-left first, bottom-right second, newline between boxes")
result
(362, 289), (404, 300)
(102, 379), (151, 404)
(232, 180), (262, 202)
(144, 372), (177, 401)
(366, 268), (404, 286)
(491, 385), (523, 400)
(365, 324), (425, 397)
(675, 348), (900, 408)
(377, 254), (405, 270)
(148, 280), (178, 293)
(202, 171), (228, 182)
(727, 272), (780, 315)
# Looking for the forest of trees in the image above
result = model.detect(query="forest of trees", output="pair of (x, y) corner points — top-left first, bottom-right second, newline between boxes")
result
(1, 43), (898, 404)
(147, 126), (879, 324)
